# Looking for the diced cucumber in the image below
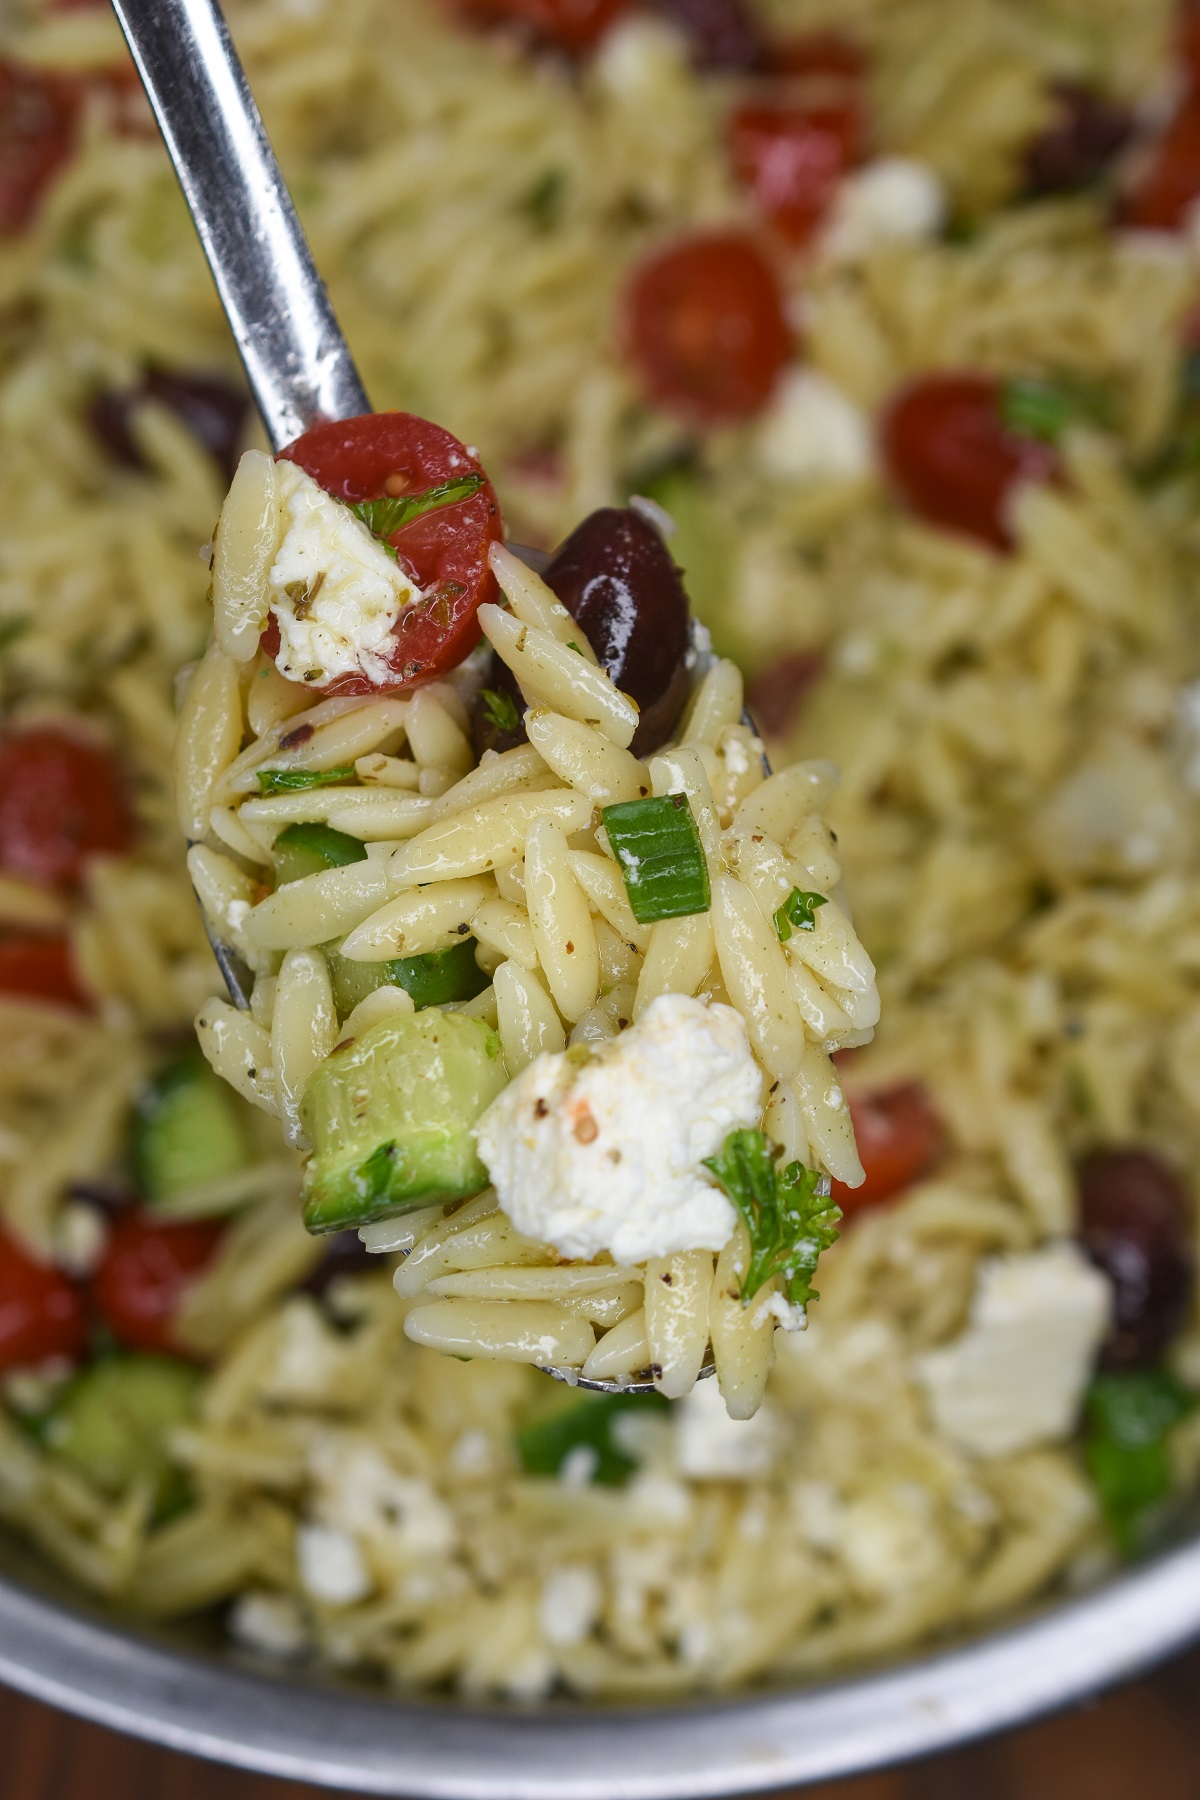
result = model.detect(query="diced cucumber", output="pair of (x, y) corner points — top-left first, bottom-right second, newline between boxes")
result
(327, 937), (490, 1016)
(300, 1010), (508, 1233)
(516, 1390), (669, 1487)
(41, 1353), (201, 1512)
(134, 1046), (250, 1205)
(274, 822), (368, 886)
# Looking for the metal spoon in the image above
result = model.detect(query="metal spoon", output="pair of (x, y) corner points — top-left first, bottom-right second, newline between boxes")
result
(113, 0), (773, 1394)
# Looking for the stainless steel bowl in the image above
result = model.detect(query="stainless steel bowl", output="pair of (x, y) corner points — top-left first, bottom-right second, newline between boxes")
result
(3, 1524), (1200, 1795)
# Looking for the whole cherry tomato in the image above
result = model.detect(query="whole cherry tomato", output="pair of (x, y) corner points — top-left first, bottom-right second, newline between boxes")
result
(0, 58), (80, 236)
(0, 1227), (88, 1371)
(92, 1212), (224, 1355)
(452, 0), (629, 50)
(881, 372), (1061, 551)
(728, 99), (864, 246)
(270, 412), (503, 695)
(832, 1080), (942, 1216)
(623, 231), (790, 425)
(0, 725), (134, 888)
(0, 933), (90, 1010)
(1123, 102), (1200, 231)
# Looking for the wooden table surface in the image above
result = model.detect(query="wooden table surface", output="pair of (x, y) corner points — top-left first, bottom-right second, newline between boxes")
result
(3, 1644), (1199, 1800)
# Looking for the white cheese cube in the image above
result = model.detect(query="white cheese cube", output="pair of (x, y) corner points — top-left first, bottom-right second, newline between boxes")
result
(915, 1242), (1111, 1458)
(756, 368), (873, 485)
(823, 157), (945, 262)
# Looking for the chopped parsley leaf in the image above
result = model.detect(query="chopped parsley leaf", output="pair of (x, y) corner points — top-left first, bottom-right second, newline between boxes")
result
(702, 1128), (840, 1310)
(773, 887), (827, 942)
(480, 687), (520, 734)
(256, 764), (356, 795)
(351, 475), (484, 557)
(1084, 1367), (1194, 1557)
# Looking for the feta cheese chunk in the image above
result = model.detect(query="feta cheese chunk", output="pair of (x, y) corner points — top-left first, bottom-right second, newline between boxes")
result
(915, 1243), (1111, 1458)
(757, 368), (873, 485)
(295, 1523), (371, 1605)
(823, 157), (945, 262)
(475, 993), (762, 1263)
(267, 461), (420, 688)
(676, 1377), (781, 1479)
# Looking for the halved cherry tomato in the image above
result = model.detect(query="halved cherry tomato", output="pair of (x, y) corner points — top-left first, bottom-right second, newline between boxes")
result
(92, 1212), (224, 1356)
(451, 0), (630, 51)
(769, 32), (866, 81)
(832, 1080), (942, 1216)
(0, 1226), (88, 1371)
(728, 99), (864, 247)
(0, 725), (134, 888)
(1123, 101), (1200, 231)
(0, 58), (81, 236)
(623, 231), (790, 426)
(0, 933), (90, 1010)
(273, 412), (503, 695)
(881, 372), (1061, 551)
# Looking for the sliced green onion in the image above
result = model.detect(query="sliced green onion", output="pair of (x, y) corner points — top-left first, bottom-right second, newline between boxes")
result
(516, 1390), (668, 1488)
(256, 765), (356, 795)
(328, 938), (489, 1015)
(773, 887), (828, 942)
(1000, 375), (1112, 444)
(273, 822), (368, 886)
(351, 476), (484, 553)
(601, 793), (710, 924)
(480, 687), (519, 734)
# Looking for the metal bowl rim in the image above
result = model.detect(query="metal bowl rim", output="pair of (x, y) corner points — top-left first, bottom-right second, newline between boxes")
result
(2, 1533), (1200, 1796)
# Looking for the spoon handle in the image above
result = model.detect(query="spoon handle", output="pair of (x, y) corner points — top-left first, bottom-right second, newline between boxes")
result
(111, 0), (370, 450)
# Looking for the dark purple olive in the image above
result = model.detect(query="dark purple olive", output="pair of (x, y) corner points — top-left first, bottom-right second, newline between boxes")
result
(299, 1229), (380, 1301)
(89, 367), (251, 483)
(1023, 82), (1134, 197)
(1078, 1148), (1195, 1371)
(472, 506), (693, 760)
(746, 650), (824, 739)
(650, 0), (765, 70)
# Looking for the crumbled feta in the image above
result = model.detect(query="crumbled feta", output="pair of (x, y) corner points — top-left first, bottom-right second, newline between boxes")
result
(593, 15), (688, 101)
(558, 1444), (600, 1489)
(839, 1487), (943, 1599)
(54, 1201), (108, 1277)
(309, 1439), (456, 1558)
(475, 993), (762, 1263)
(296, 1523), (371, 1605)
(915, 1243), (1111, 1458)
(822, 157), (945, 262)
(229, 1590), (309, 1658)
(676, 1377), (781, 1480)
(539, 1564), (603, 1646)
(267, 461), (419, 688)
(756, 368), (873, 485)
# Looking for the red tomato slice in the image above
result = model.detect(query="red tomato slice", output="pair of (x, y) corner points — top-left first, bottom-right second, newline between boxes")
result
(881, 372), (1061, 551)
(623, 231), (790, 426)
(451, 0), (630, 51)
(0, 58), (81, 237)
(0, 725), (134, 888)
(728, 99), (864, 247)
(274, 412), (503, 695)
(0, 933), (90, 1010)
(769, 32), (867, 81)
(92, 1212), (224, 1356)
(832, 1080), (942, 1216)
(1123, 101), (1200, 231)
(0, 1227), (88, 1372)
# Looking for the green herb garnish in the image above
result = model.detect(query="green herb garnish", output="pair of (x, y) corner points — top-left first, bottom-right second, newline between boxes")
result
(327, 937), (490, 1015)
(516, 1390), (669, 1488)
(601, 793), (710, 924)
(1084, 1367), (1194, 1557)
(480, 687), (520, 734)
(351, 476), (484, 556)
(702, 1128), (841, 1310)
(521, 167), (566, 232)
(773, 887), (828, 942)
(256, 764), (356, 795)
(1000, 374), (1113, 444)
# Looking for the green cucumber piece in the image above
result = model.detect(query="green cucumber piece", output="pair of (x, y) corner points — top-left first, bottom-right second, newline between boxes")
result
(300, 1010), (508, 1233)
(274, 822), (368, 885)
(134, 1046), (250, 1205)
(41, 1354), (201, 1511)
(516, 1390), (669, 1487)
(327, 937), (490, 1016)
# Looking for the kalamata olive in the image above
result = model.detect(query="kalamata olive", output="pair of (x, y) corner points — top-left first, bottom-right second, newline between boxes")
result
(472, 506), (692, 759)
(300, 1229), (380, 1300)
(1078, 1148), (1195, 1371)
(746, 649), (824, 738)
(89, 367), (250, 482)
(1023, 82), (1133, 197)
(650, 0), (764, 71)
